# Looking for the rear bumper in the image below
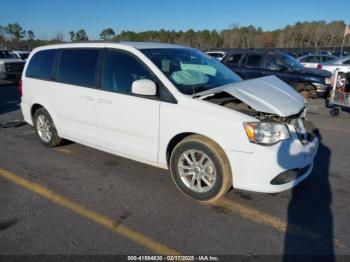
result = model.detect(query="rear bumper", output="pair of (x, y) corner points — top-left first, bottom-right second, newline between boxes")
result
(21, 102), (33, 125)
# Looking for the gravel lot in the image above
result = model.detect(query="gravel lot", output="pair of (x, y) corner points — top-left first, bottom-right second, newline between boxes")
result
(0, 82), (349, 260)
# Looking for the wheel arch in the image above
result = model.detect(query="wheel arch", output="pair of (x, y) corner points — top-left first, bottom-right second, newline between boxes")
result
(29, 102), (61, 135)
(30, 103), (44, 122)
(165, 132), (229, 169)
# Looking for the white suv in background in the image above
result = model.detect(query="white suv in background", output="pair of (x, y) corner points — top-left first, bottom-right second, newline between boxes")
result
(21, 42), (319, 202)
(0, 49), (25, 81)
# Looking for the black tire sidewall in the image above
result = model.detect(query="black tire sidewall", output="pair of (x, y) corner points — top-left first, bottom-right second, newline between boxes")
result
(330, 108), (339, 116)
(170, 140), (225, 201)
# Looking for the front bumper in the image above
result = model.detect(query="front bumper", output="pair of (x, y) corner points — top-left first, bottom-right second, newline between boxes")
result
(0, 71), (22, 80)
(227, 128), (319, 193)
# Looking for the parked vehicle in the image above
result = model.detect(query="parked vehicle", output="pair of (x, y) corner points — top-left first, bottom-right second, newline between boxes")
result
(0, 49), (25, 82)
(332, 51), (350, 57)
(13, 50), (30, 61)
(327, 70), (350, 116)
(318, 51), (333, 56)
(318, 56), (350, 87)
(206, 51), (227, 61)
(222, 50), (332, 98)
(21, 42), (319, 201)
(297, 54), (338, 68)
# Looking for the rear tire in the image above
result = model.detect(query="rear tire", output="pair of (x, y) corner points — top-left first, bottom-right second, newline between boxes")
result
(33, 108), (64, 147)
(169, 135), (232, 203)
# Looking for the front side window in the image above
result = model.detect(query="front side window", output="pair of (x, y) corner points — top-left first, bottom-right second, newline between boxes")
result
(264, 55), (282, 71)
(26, 49), (57, 79)
(142, 48), (241, 95)
(102, 50), (155, 94)
(246, 55), (263, 67)
(301, 56), (320, 63)
(57, 49), (99, 87)
(278, 54), (305, 70)
(225, 54), (243, 65)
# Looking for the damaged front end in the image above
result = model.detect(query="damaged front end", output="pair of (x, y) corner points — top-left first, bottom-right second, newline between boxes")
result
(199, 90), (319, 145)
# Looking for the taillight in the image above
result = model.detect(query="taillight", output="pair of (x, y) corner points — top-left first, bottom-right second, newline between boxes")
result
(19, 80), (22, 97)
(317, 64), (323, 69)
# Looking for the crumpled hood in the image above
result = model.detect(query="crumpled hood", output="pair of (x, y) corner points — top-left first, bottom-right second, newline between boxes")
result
(196, 75), (305, 117)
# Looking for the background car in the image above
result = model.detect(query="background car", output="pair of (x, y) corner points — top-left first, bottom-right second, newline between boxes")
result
(222, 50), (332, 98)
(0, 49), (25, 82)
(297, 54), (338, 68)
(319, 56), (350, 86)
(12, 50), (30, 61)
(205, 51), (227, 61)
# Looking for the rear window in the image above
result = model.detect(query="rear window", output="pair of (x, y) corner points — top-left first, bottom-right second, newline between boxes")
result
(246, 55), (262, 67)
(57, 49), (99, 87)
(26, 50), (57, 79)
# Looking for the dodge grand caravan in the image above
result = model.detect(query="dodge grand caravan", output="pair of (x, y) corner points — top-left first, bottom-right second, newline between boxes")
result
(20, 42), (319, 202)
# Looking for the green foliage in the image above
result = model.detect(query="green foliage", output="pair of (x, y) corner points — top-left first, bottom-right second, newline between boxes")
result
(100, 28), (115, 40)
(1, 21), (349, 50)
(69, 29), (89, 42)
(4, 23), (26, 41)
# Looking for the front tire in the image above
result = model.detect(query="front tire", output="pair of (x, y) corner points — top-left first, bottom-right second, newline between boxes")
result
(170, 135), (232, 202)
(33, 108), (64, 147)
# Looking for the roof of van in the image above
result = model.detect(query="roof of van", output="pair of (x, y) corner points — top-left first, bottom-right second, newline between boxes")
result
(33, 41), (189, 51)
(119, 41), (187, 49)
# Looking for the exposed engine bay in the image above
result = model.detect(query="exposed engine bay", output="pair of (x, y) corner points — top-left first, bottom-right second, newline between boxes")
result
(200, 91), (302, 123)
(199, 91), (319, 143)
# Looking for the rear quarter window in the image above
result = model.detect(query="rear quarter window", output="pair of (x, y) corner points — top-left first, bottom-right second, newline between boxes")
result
(57, 49), (100, 87)
(26, 50), (57, 79)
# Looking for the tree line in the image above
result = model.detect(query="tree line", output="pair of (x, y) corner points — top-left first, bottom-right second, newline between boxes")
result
(1, 21), (349, 51)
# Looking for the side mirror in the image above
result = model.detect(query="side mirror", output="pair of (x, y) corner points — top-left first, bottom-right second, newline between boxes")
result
(131, 79), (157, 96)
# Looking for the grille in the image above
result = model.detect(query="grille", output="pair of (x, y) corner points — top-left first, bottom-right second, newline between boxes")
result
(5, 63), (25, 73)
(292, 118), (318, 145)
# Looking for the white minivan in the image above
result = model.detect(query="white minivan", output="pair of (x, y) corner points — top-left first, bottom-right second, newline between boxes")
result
(20, 42), (319, 202)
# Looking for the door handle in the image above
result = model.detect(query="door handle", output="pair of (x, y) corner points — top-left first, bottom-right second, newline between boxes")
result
(98, 98), (112, 104)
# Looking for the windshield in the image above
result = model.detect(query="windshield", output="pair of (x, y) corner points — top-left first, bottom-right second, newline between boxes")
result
(141, 48), (241, 95)
(0, 50), (19, 59)
(279, 54), (305, 70)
